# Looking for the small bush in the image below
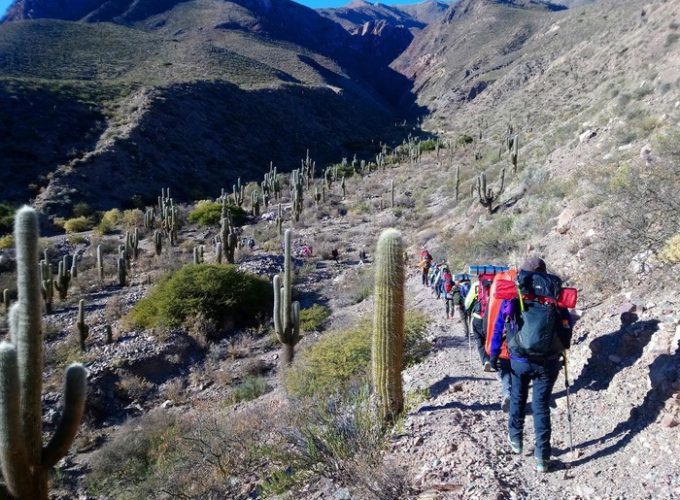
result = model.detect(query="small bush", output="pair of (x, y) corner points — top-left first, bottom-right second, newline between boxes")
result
(285, 312), (430, 399)
(97, 208), (122, 234)
(188, 201), (246, 227)
(122, 209), (144, 229)
(0, 235), (14, 250)
(72, 202), (93, 217)
(0, 203), (15, 235)
(63, 216), (94, 234)
(660, 234), (680, 263)
(419, 139), (438, 152)
(127, 264), (272, 332)
(227, 376), (270, 405)
(299, 304), (331, 332)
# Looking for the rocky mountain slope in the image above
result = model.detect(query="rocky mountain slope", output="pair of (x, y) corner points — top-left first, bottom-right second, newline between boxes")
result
(0, 0), (418, 217)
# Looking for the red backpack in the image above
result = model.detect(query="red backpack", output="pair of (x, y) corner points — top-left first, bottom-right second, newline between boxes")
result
(443, 272), (453, 293)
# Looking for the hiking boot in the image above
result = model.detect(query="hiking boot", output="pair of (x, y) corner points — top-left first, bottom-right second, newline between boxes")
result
(501, 395), (510, 413)
(483, 361), (493, 372)
(535, 458), (550, 473)
(507, 435), (522, 454)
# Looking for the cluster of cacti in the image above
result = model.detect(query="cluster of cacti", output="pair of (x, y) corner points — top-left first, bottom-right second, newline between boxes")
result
(376, 152), (386, 170)
(220, 214), (238, 264)
(372, 228), (405, 423)
(273, 229), (300, 364)
(143, 208), (154, 229)
(159, 189), (178, 246)
(76, 299), (88, 352)
(291, 169), (304, 222)
(193, 245), (204, 264)
(125, 229), (139, 260)
(301, 150), (316, 190)
(54, 255), (72, 301)
(231, 178), (245, 207)
(476, 168), (505, 214)
(0, 206), (87, 499)
(261, 162), (281, 206)
(39, 258), (54, 313)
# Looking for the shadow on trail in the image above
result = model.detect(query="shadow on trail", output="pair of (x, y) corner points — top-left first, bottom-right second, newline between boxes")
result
(428, 375), (492, 399)
(568, 338), (679, 468)
(418, 400), (498, 413)
(570, 319), (660, 394)
(431, 334), (468, 351)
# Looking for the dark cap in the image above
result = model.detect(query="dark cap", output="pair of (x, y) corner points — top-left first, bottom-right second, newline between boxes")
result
(521, 257), (546, 273)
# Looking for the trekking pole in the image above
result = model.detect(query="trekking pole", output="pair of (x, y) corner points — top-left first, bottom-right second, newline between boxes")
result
(467, 313), (473, 370)
(563, 351), (575, 459)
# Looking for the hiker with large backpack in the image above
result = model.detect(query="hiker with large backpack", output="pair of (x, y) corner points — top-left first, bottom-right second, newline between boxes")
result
(419, 248), (432, 286)
(485, 269), (519, 414)
(441, 266), (460, 319)
(494, 257), (575, 473)
(464, 280), (487, 365)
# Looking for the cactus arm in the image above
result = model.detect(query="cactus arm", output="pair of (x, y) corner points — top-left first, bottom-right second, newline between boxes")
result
(14, 207), (43, 466)
(291, 301), (300, 343)
(0, 343), (31, 498)
(42, 364), (87, 468)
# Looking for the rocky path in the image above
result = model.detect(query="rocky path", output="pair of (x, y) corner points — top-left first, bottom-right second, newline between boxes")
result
(388, 273), (680, 500)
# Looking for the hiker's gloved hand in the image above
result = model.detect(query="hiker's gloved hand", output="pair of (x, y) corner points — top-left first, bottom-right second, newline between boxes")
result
(489, 356), (499, 371)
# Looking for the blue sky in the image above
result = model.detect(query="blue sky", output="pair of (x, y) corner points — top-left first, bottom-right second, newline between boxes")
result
(0, 0), (10, 17)
(0, 0), (435, 17)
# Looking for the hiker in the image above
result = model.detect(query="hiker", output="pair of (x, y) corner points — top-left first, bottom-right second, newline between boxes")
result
(501, 257), (573, 473)
(432, 263), (445, 299)
(419, 248), (432, 286)
(464, 280), (490, 366)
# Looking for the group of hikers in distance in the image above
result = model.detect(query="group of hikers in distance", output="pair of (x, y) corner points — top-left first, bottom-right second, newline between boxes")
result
(418, 249), (578, 473)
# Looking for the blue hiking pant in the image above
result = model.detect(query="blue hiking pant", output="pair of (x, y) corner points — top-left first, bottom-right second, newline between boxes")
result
(498, 359), (511, 399)
(509, 357), (560, 460)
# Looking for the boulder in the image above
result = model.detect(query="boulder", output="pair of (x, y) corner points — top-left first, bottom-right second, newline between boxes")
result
(556, 208), (576, 234)
(579, 129), (596, 143)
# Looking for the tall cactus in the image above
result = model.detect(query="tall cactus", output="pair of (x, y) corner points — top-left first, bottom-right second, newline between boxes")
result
(54, 256), (71, 301)
(39, 261), (53, 314)
(96, 245), (104, 284)
(476, 168), (505, 214)
(154, 230), (163, 257)
(272, 229), (300, 364)
(76, 300), (88, 352)
(511, 134), (519, 174)
(117, 256), (126, 287)
(2, 290), (8, 314)
(372, 228), (405, 423)
(0, 207), (87, 499)
(454, 164), (460, 202)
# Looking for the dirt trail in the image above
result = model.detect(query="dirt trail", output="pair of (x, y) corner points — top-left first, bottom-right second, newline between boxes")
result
(387, 273), (679, 500)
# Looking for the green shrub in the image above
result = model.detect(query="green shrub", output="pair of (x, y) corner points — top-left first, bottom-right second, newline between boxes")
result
(285, 312), (429, 399)
(0, 203), (15, 235)
(188, 201), (246, 227)
(299, 304), (331, 332)
(72, 202), (93, 217)
(122, 209), (144, 228)
(0, 235), (13, 250)
(97, 208), (122, 234)
(127, 264), (272, 331)
(419, 139), (438, 152)
(227, 376), (270, 405)
(660, 234), (680, 263)
(63, 216), (94, 233)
